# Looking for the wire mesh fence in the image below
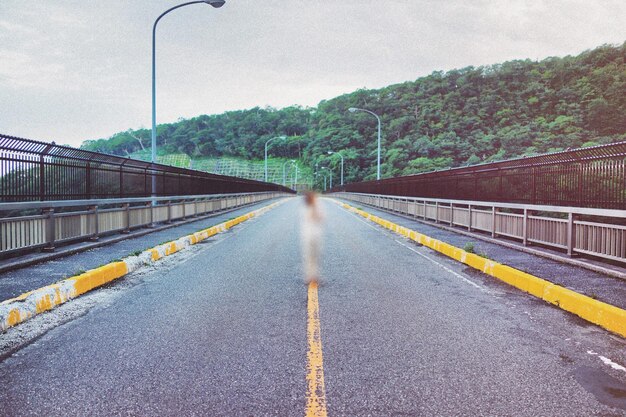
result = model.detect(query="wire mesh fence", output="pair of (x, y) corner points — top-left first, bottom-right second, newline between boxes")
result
(0, 134), (294, 202)
(332, 141), (626, 209)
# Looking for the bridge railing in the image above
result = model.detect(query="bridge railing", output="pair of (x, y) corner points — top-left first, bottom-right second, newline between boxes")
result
(0, 134), (293, 202)
(0, 192), (285, 259)
(334, 192), (626, 264)
(332, 141), (626, 209)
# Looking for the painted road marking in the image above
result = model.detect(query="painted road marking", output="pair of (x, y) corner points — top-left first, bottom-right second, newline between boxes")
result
(393, 239), (486, 291)
(306, 281), (327, 417)
(338, 202), (486, 291)
(587, 350), (626, 373)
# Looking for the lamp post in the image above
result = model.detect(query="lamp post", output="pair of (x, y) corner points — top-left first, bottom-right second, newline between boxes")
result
(282, 159), (296, 186)
(320, 173), (327, 191)
(327, 151), (344, 186)
(321, 167), (332, 190)
(265, 135), (286, 182)
(151, 0), (225, 199)
(348, 107), (382, 180)
(291, 161), (299, 190)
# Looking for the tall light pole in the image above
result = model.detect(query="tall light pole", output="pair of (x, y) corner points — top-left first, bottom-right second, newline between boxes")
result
(151, 0), (225, 199)
(265, 135), (286, 182)
(282, 159), (296, 186)
(291, 160), (299, 190)
(348, 107), (382, 180)
(320, 173), (327, 191)
(321, 167), (332, 190)
(327, 151), (344, 186)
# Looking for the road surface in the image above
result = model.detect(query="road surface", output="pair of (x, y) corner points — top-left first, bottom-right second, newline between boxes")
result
(0, 197), (625, 416)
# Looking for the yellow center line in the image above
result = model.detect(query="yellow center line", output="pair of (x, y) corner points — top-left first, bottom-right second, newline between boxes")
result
(306, 281), (328, 417)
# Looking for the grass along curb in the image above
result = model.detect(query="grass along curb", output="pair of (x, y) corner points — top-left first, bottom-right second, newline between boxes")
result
(0, 200), (285, 333)
(336, 200), (626, 339)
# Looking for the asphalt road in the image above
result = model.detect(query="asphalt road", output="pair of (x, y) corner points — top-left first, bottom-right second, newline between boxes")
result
(0, 197), (625, 416)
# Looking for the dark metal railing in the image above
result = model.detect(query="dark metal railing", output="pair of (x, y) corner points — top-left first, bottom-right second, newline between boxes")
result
(0, 134), (294, 202)
(331, 142), (626, 209)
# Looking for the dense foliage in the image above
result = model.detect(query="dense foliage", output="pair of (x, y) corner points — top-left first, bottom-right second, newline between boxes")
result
(82, 43), (626, 184)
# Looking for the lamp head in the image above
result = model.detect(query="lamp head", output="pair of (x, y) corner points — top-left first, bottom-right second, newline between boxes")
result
(204, 0), (225, 7)
(327, 151), (334, 155)
(348, 107), (357, 113)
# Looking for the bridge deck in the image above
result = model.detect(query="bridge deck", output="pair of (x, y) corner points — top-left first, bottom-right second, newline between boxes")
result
(0, 197), (624, 415)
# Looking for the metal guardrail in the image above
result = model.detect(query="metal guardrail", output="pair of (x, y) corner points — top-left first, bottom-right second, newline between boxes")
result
(0, 192), (287, 259)
(334, 192), (626, 264)
(0, 134), (294, 201)
(332, 141), (626, 209)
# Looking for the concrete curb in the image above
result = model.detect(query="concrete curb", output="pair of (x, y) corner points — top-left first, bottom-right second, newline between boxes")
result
(0, 200), (284, 333)
(336, 200), (626, 339)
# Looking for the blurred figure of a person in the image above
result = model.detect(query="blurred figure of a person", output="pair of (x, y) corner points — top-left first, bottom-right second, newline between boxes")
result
(301, 191), (324, 283)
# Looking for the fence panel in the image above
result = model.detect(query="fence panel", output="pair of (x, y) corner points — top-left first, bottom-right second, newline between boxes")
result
(335, 141), (626, 209)
(0, 134), (293, 202)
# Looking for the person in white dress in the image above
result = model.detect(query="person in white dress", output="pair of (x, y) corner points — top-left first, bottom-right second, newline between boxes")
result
(300, 192), (324, 283)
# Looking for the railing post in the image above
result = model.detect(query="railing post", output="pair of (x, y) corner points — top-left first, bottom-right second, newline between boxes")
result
(435, 202), (439, 223)
(43, 208), (56, 252)
(167, 200), (172, 224)
(119, 165), (124, 198)
(567, 212), (576, 257)
(123, 203), (130, 234)
(423, 200), (427, 220)
(467, 205), (472, 231)
(181, 199), (186, 220)
(39, 155), (45, 201)
(38, 143), (54, 201)
(449, 204), (454, 226)
(147, 201), (155, 228)
(86, 162), (92, 199)
(89, 205), (99, 241)
(492, 206), (497, 238)
(522, 208), (528, 246)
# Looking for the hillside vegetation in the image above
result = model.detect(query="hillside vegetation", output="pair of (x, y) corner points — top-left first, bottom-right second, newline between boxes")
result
(82, 43), (626, 184)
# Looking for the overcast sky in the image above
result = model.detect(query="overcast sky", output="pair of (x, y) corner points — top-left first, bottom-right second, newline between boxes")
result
(1, 0), (625, 147)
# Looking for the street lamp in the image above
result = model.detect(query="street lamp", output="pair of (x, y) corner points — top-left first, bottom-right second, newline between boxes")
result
(348, 107), (382, 180)
(321, 166), (332, 190)
(319, 172), (327, 191)
(265, 135), (286, 182)
(291, 161), (299, 190)
(151, 0), (225, 199)
(282, 159), (296, 186)
(327, 151), (344, 186)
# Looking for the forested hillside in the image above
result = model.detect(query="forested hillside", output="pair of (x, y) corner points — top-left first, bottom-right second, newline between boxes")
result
(82, 42), (626, 183)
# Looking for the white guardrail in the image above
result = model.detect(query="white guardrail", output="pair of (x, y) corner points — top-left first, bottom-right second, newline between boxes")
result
(0, 192), (287, 258)
(334, 192), (626, 264)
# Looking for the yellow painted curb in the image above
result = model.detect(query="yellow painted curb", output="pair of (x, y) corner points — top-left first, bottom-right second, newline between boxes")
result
(337, 201), (626, 338)
(0, 199), (286, 333)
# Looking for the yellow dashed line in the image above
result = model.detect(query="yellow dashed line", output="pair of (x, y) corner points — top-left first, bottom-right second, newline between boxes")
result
(306, 281), (328, 417)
